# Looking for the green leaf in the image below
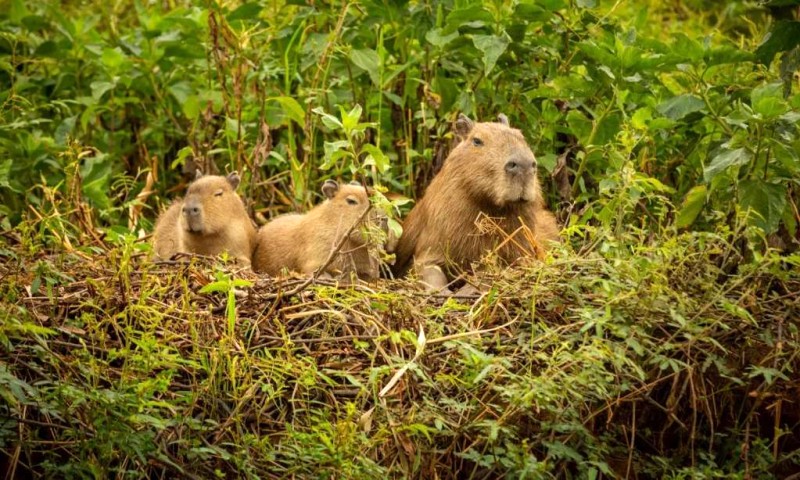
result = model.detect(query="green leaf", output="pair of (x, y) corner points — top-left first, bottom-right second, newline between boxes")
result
(101, 47), (127, 70)
(425, 28), (459, 48)
(755, 21), (800, 65)
(200, 280), (229, 294)
(472, 35), (509, 75)
(90, 81), (115, 101)
(751, 83), (788, 118)
(537, 153), (557, 174)
(703, 148), (751, 181)
(183, 95), (201, 120)
(349, 49), (381, 86)
(675, 185), (707, 229)
(362, 144), (390, 174)
(312, 106), (343, 130)
(9, 0), (30, 23)
(444, 5), (493, 33)
(227, 3), (262, 22)
(739, 180), (787, 234)
(340, 104), (363, 133)
(656, 94), (705, 121)
(168, 81), (193, 105)
(566, 109), (593, 146)
(0, 160), (13, 192)
(270, 96), (305, 125)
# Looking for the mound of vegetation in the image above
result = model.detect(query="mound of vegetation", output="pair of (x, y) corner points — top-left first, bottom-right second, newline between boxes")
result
(1, 224), (799, 478)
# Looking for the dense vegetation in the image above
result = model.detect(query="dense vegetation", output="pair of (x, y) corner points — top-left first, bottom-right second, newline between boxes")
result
(1, 0), (799, 478)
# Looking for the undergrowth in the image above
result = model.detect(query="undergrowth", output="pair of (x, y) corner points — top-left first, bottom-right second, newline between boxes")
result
(1, 221), (798, 478)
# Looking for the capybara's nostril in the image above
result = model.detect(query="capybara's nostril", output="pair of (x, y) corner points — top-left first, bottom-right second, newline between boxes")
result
(183, 205), (201, 216)
(505, 157), (533, 175)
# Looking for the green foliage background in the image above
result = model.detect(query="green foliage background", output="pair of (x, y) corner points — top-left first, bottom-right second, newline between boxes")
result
(2, 0), (800, 478)
(2, 0), (799, 242)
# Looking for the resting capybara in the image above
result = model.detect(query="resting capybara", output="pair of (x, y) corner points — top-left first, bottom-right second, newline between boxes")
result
(252, 180), (385, 280)
(393, 114), (560, 290)
(152, 171), (256, 266)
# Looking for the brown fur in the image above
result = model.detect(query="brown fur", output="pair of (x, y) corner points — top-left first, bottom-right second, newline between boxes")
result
(152, 172), (256, 266)
(393, 114), (560, 289)
(252, 181), (383, 280)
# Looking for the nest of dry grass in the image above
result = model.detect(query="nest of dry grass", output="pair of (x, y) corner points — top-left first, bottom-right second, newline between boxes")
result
(1, 230), (799, 478)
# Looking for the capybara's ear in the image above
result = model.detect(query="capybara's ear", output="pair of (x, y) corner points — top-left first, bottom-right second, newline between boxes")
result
(455, 114), (474, 140)
(322, 179), (339, 199)
(194, 169), (204, 181)
(497, 113), (509, 126)
(226, 171), (241, 189)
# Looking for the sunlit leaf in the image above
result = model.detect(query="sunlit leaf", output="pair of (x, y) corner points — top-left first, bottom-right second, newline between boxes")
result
(703, 148), (751, 181)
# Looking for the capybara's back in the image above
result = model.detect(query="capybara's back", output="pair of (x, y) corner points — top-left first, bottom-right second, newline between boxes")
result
(393, 114), (559, 290)
(152, 172), (256, 266)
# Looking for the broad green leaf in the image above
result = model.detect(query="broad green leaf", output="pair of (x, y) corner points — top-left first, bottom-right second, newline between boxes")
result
(321, 140), (350, 170)
(9, 0), (30, 23)
(672, 34), (703, 62)
(0, 160), (13, 192)
(362, 144), (390, 174)
(90, 81), (115, 101)
(739, 180), (787, 234)
(444, 5), (493, 33)
(167, 81), (192, 105)
(751, 83), (788, 118)
(473, 35), (509, 75)
(55, 116), (77, 146)
(227, 3), (262, 22)
(349, 49), (381, 86)
(183, 95), (201, 120)
(270, 96), (305, 125)
(566, 109), (593, 146)
(537, 153), (557, 174)
(101, 47), (127, 70)
(656, 94), (705, 121)
(705, 45), (752, 66)
(425, 28), (459, 48)
(631, 107), (652, 130)
(311, 107), (342, 130)
(755, 20), (800, 65)
(675, 185), (707, 229)
(340, 104), (363, 133)
(703, 148), (751, 181)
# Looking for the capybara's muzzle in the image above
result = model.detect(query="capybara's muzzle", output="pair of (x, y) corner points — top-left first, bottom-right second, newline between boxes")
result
(182, 201), (204, 233)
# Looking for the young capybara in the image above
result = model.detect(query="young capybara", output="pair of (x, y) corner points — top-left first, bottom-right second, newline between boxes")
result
(152, 171), (256, 266)
(393, 114), (560, 290)
(252, 180), (385, 280)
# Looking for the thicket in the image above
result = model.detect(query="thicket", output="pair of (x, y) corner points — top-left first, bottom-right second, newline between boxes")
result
(1, 0), (799, 478)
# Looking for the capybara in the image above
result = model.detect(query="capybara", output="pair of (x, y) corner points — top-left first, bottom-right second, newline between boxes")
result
(152, 172), (256, 266)
(393, 114), (560, 290)
(252, 180), (385, 280)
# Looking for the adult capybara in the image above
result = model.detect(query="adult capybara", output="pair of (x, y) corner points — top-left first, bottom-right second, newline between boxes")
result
(152, 171), (256, 266)
(393, 114), (560, 290)
(252, 180), (385, 280)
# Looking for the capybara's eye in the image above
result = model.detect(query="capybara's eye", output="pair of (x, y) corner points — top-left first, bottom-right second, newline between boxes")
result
(472, 137), (484, 146)
(214, 190), (223, 197)
(346, 197), (359, 206)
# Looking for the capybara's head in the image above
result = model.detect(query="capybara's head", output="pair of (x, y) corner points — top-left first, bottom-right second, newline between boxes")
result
(180, 172), (242, 235)
(320, 180), (375, 240)
(446, 113), (541, 209)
